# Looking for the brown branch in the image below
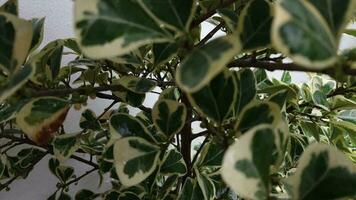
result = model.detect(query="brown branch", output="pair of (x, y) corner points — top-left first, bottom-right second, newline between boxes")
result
(197, 22), (225, 47)
(0, 131), (99, 169)
(58, 167), (98, 189)
(34, 85), (123, 97)
(227, 59), (356, 76)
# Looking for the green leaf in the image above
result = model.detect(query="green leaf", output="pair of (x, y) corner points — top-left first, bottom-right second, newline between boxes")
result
(330, 95), (356, 111)
(286, 143), (356, 200)
(16, 97), (70, 145)
(300, 120), (322, 141)
(238, 0), (273, 51)
(159, 87), (179, 101)
(112, 86), (146, 107)
(197, 139), (225, 167)
(29, 18), (45, 52)
(0, 155), (7, 178)
(176, 35), (241, 92)
(338, 109), (356, 124)
(59, 193), (72, 200)
(188, 70), (237, 124)
(196, 172), (216, 200)
(307, 0), (355, 38)
(52, 134), (80, 162)
(113, 137), (160, 187)
(74, 0), (196, 58)
(232, 69), (256, 116)
(30, 39), (68, 83)
(178, 177), (204, 200)
(109, 113), (154, 142)
(0, 64), (34, 104)
(217, 8), (238, 31)
(158, 175), (178, 199)
(272, 0), (337, 68)
(268, 89), (289, 109)
(153, 42), (178, 66)
(344, 29), (356, 37)
(80, 109), (102, 131)
(222, 125), (276, 199)
(0, 13), (33, 73)
(236, 101), (281, 133)
(152, 99), (187, 139)
(281, 71), (292, 84)
(117, 76), (157, 94)
(160, 149), (187, 176)
(260, 84), (299, 107)
(312, 90), (329, 110)
(0, 99), (26, 124)
(0, 0), (18, 15)
(48, 158), (60, 177)
(75, 189), (98, 200)
(10, 148), (45, 177)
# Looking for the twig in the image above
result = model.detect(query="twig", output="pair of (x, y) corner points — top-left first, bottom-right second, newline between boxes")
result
(58, 167), (98, 189)
(197, 22), (224, 47)
(227, 59), (356, 76)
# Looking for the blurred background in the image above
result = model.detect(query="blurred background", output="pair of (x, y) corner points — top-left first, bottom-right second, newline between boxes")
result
(0, 0), (355, 199)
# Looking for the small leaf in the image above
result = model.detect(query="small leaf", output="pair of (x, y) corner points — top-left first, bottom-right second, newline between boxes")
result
(153, 42), (179, 66)
(113, 137), (160, 187)
(286, 143), (356, 199)
(299, 120), (322, 141)
(196, 172), (216, 200)
(16, 97), (70, 145)
(233, 69), (256, 116)
(158, 175), (179, 199)
(29, 18), (45, 52)
(152, 99), (187, 139)
(238, 0), (273, 50)
(178, 177), (204, 200)
(0, 100), (26, 123)
(117, 76), (156, 94)
(281, 71), (292, 84)
(236, 101), (281, 133)
(0, 63), (34, 104)
(330, 95), (356, 111)
(188, 70), (237, 124)
(52, 134), (79, 162)
(113, 87), (146, 107)
(160, 149), (187, 176)
(109, 113), (154, 142)
(0, 0), (18, 15)
(176, 35), (241, 92)
(56, 165), (75, 183)
(80, 109), (102, 131)
(197, 139), (225, 167)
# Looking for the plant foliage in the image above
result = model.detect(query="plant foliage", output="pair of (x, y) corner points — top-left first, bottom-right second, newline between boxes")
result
(0, 0), (356, 199)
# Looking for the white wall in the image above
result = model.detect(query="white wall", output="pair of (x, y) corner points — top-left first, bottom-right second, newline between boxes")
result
(0, 0), (355, 199)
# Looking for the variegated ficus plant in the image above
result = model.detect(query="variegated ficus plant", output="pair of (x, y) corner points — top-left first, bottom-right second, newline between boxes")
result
(1, 0), (356, 199)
